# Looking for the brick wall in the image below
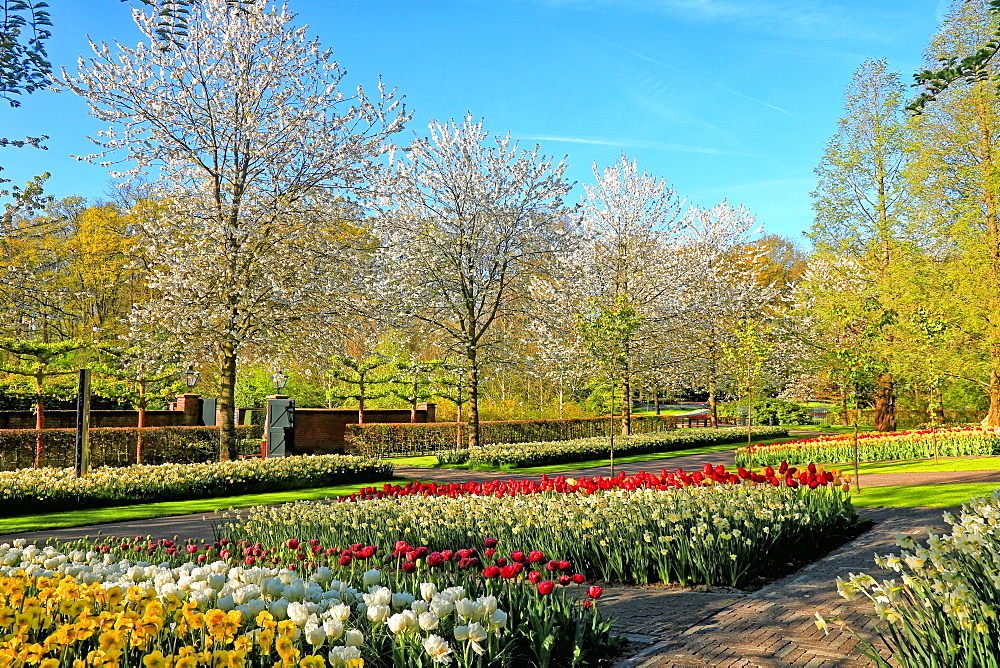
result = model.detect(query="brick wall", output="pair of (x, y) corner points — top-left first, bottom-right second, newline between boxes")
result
(293, 404), (435, 454)
(0, 410), (187, 429)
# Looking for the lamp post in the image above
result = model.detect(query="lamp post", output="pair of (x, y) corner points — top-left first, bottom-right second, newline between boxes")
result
(271, 370), (288, 392)
(184, 365), (200, 388)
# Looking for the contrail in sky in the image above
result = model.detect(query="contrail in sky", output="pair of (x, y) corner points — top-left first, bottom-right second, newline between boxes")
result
(602, 39), (799, 118)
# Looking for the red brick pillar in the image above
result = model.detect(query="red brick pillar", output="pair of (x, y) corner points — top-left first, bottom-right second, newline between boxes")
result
(174, 394), (202, 426)
(417, 402), (436, 423)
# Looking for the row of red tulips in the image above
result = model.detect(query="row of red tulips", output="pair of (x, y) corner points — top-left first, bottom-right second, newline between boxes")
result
(338, 462), (845, 502)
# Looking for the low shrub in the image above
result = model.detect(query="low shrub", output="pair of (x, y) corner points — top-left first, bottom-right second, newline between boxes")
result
(0, 425), (263, 471)
(466, 426), (788, 468)
(736, 427), (1000, 468)
(0, 453), (392, 516)
(347, 415), (677, 457)
(436, 449), (470, 465)
(718, 398), (813, 426)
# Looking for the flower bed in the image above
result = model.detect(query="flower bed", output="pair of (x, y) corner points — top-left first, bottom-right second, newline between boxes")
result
(0, 454), (393, 517)
(462, 426), (788, 468)
(0, 537), (610, 667)
(735, 427), (1000, 468)
(830, 491), (1000, 666)
(0, 424), (264, 471)
(339, 463), (849, 502)
(224, 472), (856, 587)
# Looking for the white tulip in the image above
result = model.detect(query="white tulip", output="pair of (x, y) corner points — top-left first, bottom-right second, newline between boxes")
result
(423, 634), (453, 664)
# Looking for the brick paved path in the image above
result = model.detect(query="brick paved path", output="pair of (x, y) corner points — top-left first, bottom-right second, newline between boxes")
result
(610, 506), (951, 667)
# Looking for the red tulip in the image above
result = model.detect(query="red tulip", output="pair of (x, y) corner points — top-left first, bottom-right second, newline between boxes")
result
(572, 573), (586, 584)
(528, 570), (542, 583)
(286, 539), (300, 550)
(511, 551), (526, 563)
(482, 566), (500, 578)
(500, 565), (518, 579)
(537, 581), (555, 595)
(587, 585), (603, 599)
(558, 575), (571, 586)
(401, 562), (416, 573)
(484, 537), (498, 548)
(338, 555), (352, 566)
(529, 550), (545, 563)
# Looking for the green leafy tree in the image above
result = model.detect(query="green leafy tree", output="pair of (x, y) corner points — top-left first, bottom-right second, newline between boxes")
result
(809, 58), (911, 431)
(905, 0), (1000, 428)
(723, 319), (774, 448)
(388, 359), (440, 423)
(0, 337), (88, 466)
(327, 354), (395, 425)
(576, 296), (643, 474)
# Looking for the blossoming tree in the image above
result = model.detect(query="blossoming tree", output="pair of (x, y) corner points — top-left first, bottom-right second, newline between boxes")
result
(59, 0), (408, 459)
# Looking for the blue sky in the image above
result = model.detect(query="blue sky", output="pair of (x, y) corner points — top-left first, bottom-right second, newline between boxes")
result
(2, 0), (948, 244)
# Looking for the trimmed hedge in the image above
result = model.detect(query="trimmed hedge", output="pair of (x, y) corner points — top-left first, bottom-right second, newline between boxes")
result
(0, 425), (264, 471)
(464, 426), (789, 468)
(347, 415), (677, 457)
(0, 454), (393, 516)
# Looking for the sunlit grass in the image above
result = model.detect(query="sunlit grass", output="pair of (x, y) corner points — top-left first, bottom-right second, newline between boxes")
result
(849, 482), (1000, 508)
(0, 478), (410, 535)
(744, 456), (1000, 476)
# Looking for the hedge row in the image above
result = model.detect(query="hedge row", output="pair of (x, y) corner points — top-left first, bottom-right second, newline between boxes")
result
(0, 425), (264, 471)
(0, 454), (393, 516)
(460, 426), (789, 468)
(346, 415), (677, 457)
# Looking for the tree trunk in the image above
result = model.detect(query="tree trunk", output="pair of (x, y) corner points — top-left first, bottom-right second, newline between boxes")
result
(874, 372), (896, 431)
(33, 373), (44, 469)
(219, 342), (237, 461)
(358, 374), (366, 425)
(934, 383), (946, 424)
(558, 386), (564, 419)
(840, 385), (849, 426)
(984, 354), (1000, 429)
(410, 377), (418, 423)
(137, 381), (147, 465)
(620, 375), (631, 436)
(654, 389), (661, 415)
(708, 378), (718, 427)
(456, 393), (464, 449)
(467, 348), (481, 448)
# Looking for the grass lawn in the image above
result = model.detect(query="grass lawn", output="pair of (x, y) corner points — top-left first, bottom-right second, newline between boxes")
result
(849, 482), (1000, 508)
(847, 457), (1000, 476)
(744, 456), (1000, 476)
(0, 478), (411, 535)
